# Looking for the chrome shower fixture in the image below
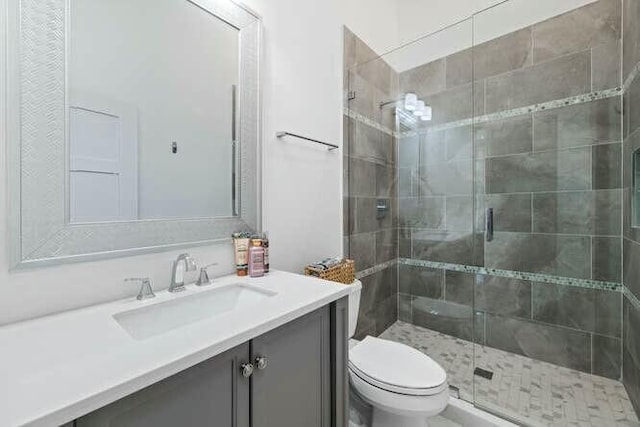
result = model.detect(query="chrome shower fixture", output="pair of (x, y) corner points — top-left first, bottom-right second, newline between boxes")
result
(379, 93), (432, 121)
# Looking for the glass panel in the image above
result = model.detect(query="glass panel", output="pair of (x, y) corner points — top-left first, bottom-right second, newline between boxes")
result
(472, 0), (626, 424)
(345, 20), (477, 416)
(391, 18), (477, 404)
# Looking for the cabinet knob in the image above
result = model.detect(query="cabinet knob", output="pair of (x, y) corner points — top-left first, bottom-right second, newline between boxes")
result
(255, 356), (268, 370)
(241, 363), (254, 378)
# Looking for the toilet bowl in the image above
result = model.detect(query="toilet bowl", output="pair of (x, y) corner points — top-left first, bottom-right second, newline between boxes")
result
(347, 281), (449, 427)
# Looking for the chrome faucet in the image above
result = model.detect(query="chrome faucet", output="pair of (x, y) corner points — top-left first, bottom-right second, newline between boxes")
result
(125, 277), (156, 301)
(169, 253), (197, 293)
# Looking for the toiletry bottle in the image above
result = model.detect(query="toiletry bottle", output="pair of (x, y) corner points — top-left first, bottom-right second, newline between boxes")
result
(248, 238), (265, 277)
(262, 232), (270, 273)
(233, 233), (250, 276)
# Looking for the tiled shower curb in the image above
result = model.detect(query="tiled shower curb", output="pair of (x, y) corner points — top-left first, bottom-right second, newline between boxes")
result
(355, 258), (623, 293)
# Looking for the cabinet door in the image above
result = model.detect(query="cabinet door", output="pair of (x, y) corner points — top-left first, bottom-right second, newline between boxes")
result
(76, 343), (250, 427)
(251, 307), (331, 427)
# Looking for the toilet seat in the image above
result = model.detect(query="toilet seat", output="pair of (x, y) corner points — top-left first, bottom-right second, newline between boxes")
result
(348, 336), (447, 396)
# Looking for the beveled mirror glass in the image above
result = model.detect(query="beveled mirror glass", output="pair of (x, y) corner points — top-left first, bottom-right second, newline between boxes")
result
(8, 0), (261, 268)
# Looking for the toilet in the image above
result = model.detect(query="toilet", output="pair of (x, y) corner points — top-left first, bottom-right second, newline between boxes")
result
(347, 280), (449, 427)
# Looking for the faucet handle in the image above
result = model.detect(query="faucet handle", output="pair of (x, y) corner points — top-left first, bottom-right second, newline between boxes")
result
(196, 263), (218, 287)
(125, 277), (156, 301)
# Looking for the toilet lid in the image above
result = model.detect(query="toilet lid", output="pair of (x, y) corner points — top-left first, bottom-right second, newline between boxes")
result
(349, 336), (447, 395)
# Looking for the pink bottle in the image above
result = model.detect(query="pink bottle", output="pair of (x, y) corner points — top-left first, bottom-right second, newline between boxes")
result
(248, 239), (265, 277)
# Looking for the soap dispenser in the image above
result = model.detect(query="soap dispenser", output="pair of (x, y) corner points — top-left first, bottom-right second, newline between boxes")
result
(248, 238), (265, 277)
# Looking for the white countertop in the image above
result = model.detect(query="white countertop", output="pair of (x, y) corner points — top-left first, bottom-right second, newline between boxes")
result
(0, 271), (352, 427)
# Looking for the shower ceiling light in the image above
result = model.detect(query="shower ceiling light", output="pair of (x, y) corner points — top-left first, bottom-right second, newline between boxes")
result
(422, 105), (433, 121)
(404, 93), (418, 111)
(399, 93), (433, 124)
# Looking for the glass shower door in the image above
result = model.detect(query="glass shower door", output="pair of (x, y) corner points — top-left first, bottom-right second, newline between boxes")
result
(388, 18), (480, 405)
(471, 0), (623, 424)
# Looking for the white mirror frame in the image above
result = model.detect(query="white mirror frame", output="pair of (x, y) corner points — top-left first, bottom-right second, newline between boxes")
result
(7, 0), (261, 269)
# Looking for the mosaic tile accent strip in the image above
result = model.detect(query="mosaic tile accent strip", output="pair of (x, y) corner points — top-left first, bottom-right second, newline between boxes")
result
(344, 108), (396, 138)
(397, 87), (623, 139)
(398, 258), (622, 292)
(346, 87), (621, 143)
(625, 287), (640, 312)
(355, 259), (398, 279)
(354, 258), (621, 292)
(380, 321), (639, 427)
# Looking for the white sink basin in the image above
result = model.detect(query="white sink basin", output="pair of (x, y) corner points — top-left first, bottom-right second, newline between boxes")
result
(114, 284), (276, 340)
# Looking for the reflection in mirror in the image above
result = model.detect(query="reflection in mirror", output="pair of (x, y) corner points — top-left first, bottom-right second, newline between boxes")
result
(68, 0), (239, 222)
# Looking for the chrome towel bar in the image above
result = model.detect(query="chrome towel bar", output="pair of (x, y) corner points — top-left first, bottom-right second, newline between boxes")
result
(276, 131), (339, 151)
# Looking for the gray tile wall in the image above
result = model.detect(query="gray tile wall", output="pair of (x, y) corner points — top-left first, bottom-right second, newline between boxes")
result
(399, 0), (622, 281)
(399, 263), (622, 377)
(532, 0), (620, 64)
(344, 28), (399, 339)
(396, 0), (624, 380)
(480, 95), (623, 281)
(356, 266), (398, 339)
(623, 0), (640, 416)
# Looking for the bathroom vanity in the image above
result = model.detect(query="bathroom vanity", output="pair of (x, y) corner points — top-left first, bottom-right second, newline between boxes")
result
(0, 272), (351, 427)
(1, 0), (356, 424)
(77, 305), (340, 427)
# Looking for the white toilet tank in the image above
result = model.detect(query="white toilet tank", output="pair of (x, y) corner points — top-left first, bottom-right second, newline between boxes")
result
(348, 279), (362, 339)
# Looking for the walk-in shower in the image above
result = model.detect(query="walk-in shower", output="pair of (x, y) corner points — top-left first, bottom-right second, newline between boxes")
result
(344, 0), (640, 424)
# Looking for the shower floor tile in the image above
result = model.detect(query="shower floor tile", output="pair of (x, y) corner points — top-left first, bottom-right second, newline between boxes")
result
(379, 321), (640, 427)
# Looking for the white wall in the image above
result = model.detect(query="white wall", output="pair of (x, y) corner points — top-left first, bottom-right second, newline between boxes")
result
(70, 0), (238, 219)
(240, 0), (345, 274)
(0, 0), (394, 325)
(396, 0), (501, 47)
(342, 0), (400, 55)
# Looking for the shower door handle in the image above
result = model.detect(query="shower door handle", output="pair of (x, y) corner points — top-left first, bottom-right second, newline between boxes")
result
(486, 208), (494, 242)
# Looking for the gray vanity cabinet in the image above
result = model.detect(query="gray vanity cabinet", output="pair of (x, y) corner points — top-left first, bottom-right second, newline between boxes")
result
(76, 343), (250, 427)
(251, 306), (331, 427)
(75, 300), (348, 427)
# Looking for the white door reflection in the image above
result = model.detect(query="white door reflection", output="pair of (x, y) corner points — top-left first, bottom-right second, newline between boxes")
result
(69, 95), (138, 223)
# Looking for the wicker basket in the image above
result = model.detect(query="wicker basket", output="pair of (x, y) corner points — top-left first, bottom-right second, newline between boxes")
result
(304, 259), (355, 285)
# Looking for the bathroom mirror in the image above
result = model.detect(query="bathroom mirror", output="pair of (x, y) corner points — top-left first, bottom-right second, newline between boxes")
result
(8, 0), (261, 268)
